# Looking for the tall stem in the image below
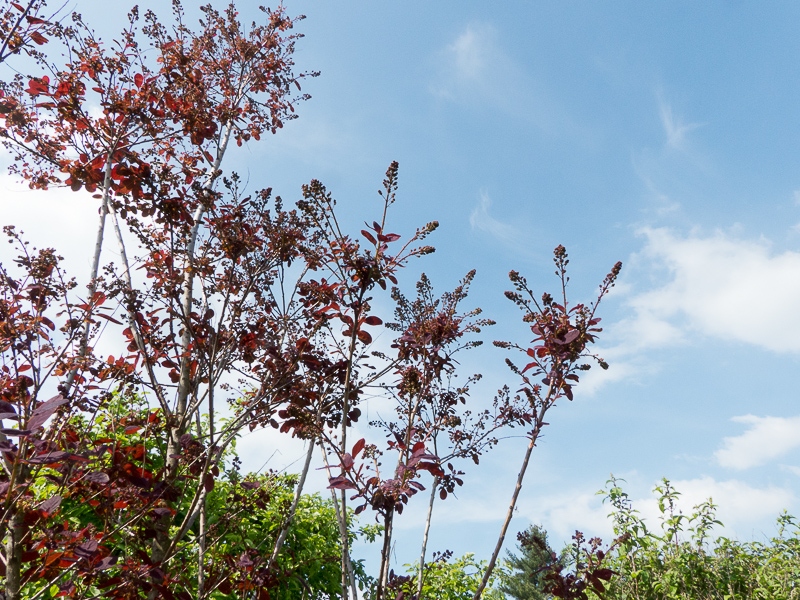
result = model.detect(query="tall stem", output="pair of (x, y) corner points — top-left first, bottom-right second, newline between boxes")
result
(472, 385), (554, 600)
(267, 438), (315, 569)
(197, 488), (208, 599)
(376, 510), (394, 600)
(416, 476), (439, 599)
(3, 509), (23, 600)
(63, 155), (113, 396)
(323, 450), (357, 600)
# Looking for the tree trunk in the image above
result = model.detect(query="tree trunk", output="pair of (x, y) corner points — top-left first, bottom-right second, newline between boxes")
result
(63, 155), (113, 396)
(473, 384), (554, 600)
(267, 438), (315, 569)
(416, 476), (439, 599)
(3, 509), (24, 600)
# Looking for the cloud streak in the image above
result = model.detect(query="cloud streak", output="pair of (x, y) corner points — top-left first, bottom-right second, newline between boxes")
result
(431, 22), (578, 136)
(659, 100), (704, 150)
(469, 189), (535, 259)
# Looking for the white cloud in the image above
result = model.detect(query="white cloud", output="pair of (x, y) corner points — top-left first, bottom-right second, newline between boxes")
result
(511, 475), (797, 548)
(643, 477), (795, 538)
(658, 100), (703, 150)
(449, 25), (493, 83)
(520, 489), (614, 543)
(0, 173), (99, 281)
(631, 227), (800, 353)
(715, 415), (800, 470)
(583, 227), (800, 394)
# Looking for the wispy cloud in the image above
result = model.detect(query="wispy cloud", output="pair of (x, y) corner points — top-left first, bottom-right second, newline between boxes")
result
(449, 25), (492, 83)
(431, 23), (501, 100)
(469, 189), (534, 258)
(431, 23), (577, 137)
(659, 100), (704, 150)
(715, 415), (800, 470)
(518, 474), (795, 544)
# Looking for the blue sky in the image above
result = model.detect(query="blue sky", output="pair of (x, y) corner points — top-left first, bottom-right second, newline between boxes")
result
(3, 0), (800, 575)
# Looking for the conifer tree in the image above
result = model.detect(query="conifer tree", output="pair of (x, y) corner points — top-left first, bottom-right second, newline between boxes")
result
(500, 525), (566, 600)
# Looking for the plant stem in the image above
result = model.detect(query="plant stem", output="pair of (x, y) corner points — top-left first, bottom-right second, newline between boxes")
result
(417, 475), (439, 599)
(473, 384), (554, 600)
(267, 437), (315, 569)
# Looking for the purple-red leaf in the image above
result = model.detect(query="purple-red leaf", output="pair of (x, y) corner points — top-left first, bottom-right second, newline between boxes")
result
(27, 394), (67, 430)
(39, 494), (61, 515)
(327, 476), (357, 490)
(341, 453), (354, 470)
(352, 438), (366, 459)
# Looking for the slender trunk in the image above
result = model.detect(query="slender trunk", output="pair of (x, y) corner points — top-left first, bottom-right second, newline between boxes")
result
(416, 476), (439, 599)
(267, 437), (315, 569)
(379, 392), (424, 595)
(472, 435), (535, 600)
(376, 510), (394, 600)
(63, 156), (113, 396)
(473, 383), (555, 600)
(333, 298), (363, 600)
(323, 451), (357, 600)
(197, 489), (208, 599)
(3, 509), (24, 600)
(109, 203), (133, 289)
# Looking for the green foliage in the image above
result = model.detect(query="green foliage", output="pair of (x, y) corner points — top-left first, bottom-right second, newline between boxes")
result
(25, 399), (363, 600)
(396, 553), (506, 600)
(595, 476), (800, 600)
(501, 524), (567, 600)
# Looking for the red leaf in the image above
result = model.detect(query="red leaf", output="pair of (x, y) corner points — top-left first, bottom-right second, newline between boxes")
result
(25, 78), (48, 96)
(124, 426), (141, 435)
(341, 453), (354, 470)
(357, 330), (372, 344)
(113, 501), (128, 509)
(95, 312), (122, 324)
(134, 73), (143, 88)
(364, 315), (382, 326)
(28, 394), (67, 430)
(28, 31), (47, 45)
(361, 230), (376, 245)
(39, 494), (62, 515)
(560, 329), (580, 344)
(352, 438), (365, 458)
(327, 476), (357, 490)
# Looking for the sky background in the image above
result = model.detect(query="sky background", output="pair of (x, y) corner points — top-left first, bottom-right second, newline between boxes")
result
(3, 0), (800, 579)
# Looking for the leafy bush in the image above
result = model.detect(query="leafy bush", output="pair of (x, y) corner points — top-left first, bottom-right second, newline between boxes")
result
(595, 477), (800, 600)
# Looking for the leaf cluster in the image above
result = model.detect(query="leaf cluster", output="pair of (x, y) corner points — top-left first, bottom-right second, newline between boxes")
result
(595, 477), (800, 600)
